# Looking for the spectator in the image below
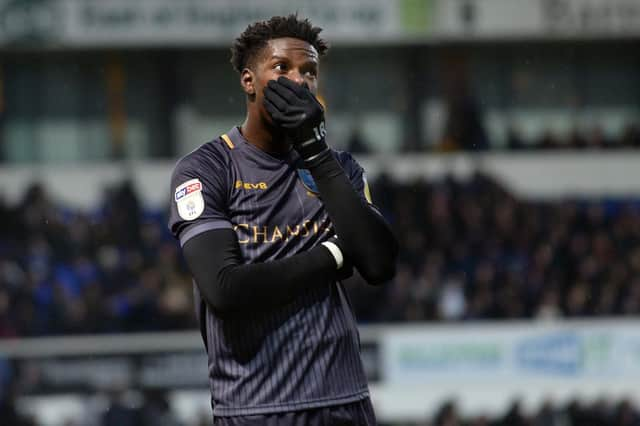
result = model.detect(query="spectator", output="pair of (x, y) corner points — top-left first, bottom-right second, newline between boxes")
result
(506, 126), (525, 150)
(441, 85), (489, 151)
(0, 380), (36, 426)
(586, 126), (610, 149)
(346, 124), (371, 154)
(499, 399), (531, 426)
(139, 389), (181, 426)
(621, 123), (640, 147)
(536, 130), (560, 149)
(567, 128), (587, 149)
(433, 400), (461, 426)
(101, 388), (139, 426)
(534, 400), (563, 426)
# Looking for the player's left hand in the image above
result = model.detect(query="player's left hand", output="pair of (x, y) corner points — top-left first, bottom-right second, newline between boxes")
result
(263, 77), (329, 164)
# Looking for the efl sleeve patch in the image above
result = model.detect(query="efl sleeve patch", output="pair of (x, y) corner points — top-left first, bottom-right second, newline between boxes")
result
(175, 178), (205, 220)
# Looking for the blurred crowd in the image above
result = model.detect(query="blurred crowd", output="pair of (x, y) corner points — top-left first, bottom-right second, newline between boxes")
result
(0, 385), (209, 426)
(0, 181), (194, 338)
(399, 397), (640, 426)
(2, 171), (640, 337)
(2, 390), (639, 426)
(350, 172), (640, 322)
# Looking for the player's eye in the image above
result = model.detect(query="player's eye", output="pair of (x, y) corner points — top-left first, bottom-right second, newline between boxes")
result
(304, 69), (318, 79)
(274, 63), (287, 72)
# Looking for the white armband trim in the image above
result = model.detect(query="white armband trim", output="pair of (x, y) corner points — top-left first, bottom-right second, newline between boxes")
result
(300, 137), (317, 148)
(321, 241), (344, 270)
(304, 146), (330, 163)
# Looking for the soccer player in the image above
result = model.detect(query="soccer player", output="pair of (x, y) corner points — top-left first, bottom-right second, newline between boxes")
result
(168, 14), (398, 426)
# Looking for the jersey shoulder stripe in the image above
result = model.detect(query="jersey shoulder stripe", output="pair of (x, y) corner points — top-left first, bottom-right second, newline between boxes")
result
(221, 134), (235, 149)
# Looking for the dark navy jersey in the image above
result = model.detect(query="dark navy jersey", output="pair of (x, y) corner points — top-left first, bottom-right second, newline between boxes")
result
(168, 127), (374, 416)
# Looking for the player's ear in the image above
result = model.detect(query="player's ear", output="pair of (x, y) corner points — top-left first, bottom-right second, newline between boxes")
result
(241, 68), (255, 98)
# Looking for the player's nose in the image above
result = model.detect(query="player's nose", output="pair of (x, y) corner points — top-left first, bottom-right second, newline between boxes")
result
(289, 70), (305, 85)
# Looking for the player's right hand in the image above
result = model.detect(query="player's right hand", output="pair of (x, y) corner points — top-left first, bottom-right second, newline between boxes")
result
(263, 77), (330, 165)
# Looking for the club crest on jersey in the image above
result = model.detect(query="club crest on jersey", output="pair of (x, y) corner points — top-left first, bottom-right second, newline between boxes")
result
(175, 178), (205, 221)
(297, 169), (319, 195)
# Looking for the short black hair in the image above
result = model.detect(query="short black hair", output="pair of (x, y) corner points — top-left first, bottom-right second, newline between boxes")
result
(230, 14), (329, 73)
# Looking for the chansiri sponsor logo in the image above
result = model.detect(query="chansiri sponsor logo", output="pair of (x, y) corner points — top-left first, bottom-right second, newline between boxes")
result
(233, 220), (333, 244)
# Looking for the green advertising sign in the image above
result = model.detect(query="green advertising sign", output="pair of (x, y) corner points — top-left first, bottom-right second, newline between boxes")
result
(400, 0), (432, 34)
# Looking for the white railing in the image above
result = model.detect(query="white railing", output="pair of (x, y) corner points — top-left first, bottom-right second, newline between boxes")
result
(3, 151), (640, 210)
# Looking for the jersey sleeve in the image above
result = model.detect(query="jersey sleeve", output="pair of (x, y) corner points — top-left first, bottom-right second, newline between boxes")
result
(168, 149), (232, 247)
(337, 151), (376, 207)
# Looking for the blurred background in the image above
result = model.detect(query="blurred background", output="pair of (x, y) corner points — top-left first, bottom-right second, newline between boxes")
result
(1, 0), (640, 425)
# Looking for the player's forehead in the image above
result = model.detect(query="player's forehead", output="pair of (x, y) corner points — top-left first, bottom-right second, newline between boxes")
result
(260, 37), (319, 65)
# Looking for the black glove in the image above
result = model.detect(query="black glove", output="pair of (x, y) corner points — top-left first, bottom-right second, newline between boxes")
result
(263, 77), (330, 165)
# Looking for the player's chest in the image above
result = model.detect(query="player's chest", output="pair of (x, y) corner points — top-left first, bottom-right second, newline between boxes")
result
(227, 164), (325, 225)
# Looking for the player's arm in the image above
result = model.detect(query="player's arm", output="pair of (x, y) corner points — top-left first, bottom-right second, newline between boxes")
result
(182, 229), (346, 316)
(169, 153), (348, 316)
(264, 77), (398, 285)
(304, 154), (398, 285)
